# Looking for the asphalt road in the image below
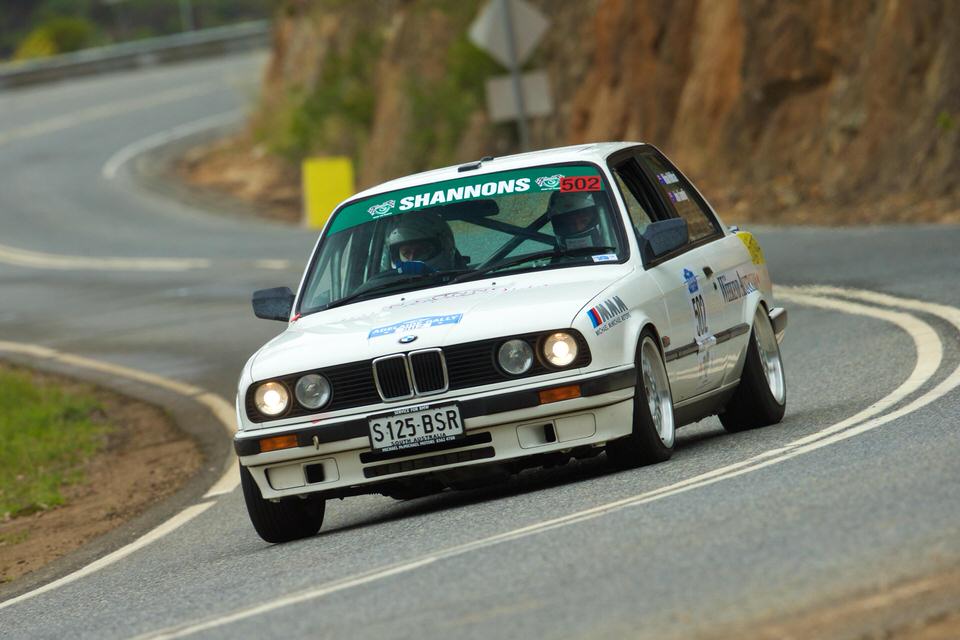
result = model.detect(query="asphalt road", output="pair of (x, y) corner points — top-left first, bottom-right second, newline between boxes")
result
(0, 53), (958, 640)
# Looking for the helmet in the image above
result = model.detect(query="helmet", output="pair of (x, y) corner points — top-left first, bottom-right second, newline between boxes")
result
(386, 212), (456, 271)
(548, 191), (603, 249)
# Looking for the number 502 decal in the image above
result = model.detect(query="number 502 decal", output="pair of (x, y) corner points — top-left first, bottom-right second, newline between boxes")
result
(691, 293), (708, 337)
(560, 176), (601, 192)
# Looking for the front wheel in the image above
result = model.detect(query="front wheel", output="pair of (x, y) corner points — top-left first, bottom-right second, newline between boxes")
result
(240, 464), (325, 543)
(607, 331), (675, 468)
(719, 305), (786, 432)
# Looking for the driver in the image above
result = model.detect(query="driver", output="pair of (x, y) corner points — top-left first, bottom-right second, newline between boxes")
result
(386, 212), (458, 272)
(547, 191), (604, 249)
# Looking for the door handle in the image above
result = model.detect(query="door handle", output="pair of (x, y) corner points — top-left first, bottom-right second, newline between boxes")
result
(703, 266), (714, 278)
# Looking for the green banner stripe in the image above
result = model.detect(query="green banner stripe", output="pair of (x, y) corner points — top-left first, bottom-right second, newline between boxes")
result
(328, 164), (604, 234)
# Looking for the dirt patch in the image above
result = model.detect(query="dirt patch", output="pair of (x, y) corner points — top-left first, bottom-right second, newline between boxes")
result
(175, 133), (302, 224)
(0, 364), (202, 585)
(703, 565), (960, 640)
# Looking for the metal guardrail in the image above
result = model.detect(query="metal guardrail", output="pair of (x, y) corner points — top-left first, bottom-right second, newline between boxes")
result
(0, 21), (270, 90)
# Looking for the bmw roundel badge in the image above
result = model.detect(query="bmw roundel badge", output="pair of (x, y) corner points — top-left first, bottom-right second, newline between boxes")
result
(399, 335), (418, 344)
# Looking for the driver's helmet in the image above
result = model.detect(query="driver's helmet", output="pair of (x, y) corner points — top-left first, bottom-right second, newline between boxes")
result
(386, 212), (456, 271)
(548, 191), (603, 249)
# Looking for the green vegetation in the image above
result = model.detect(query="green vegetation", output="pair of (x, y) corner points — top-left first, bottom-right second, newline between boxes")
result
(14, 16), (96, 60)
(0, 530), (30, 547)
(260, 0), (502, 174)
(1, 0), (270, 61)
(406, 35), (501, 167)
(0, 368), (108, 519)
(267, 30), (384, 160)
(937, 110), (956, 133)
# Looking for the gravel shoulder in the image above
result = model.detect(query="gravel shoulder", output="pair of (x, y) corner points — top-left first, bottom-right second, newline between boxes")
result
(0, 364), (201, 585)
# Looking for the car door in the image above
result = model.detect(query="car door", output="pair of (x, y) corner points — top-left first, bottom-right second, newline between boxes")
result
(635, 149), (751, 394)
(608, 155), (717, 402)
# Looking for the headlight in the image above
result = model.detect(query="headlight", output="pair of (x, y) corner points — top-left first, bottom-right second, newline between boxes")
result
(295, 374), (331, 409)
(254, 381), (289, 417)
(543, 332), (578, 367)
(498, 339), (534, 375)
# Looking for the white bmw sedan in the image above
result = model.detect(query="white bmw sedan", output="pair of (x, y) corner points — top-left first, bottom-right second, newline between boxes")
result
(235, 142), (787, 542)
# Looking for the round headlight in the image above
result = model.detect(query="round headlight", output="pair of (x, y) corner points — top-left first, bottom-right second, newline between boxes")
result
(254, 381), (289, 417)
(543, 332), (578, 367)
(498, 339), (534, 375)
(295, 374), (331, 410)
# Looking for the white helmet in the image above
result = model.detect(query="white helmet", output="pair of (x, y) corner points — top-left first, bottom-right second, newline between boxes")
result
(386, 212), (457, 271)
(548, 191), (602, 249)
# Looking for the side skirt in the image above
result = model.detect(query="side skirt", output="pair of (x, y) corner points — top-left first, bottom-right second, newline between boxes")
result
(673, 381), (739, 427)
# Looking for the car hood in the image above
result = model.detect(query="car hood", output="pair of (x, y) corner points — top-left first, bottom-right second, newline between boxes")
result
(249, 266), (632, 380)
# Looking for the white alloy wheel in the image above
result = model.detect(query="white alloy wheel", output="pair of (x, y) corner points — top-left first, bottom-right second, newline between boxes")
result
(640, 336), (675, 447)
(752, 306), (786, 406)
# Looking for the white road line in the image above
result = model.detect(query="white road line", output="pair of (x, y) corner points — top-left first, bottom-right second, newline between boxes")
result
(0, 242), (212, 272)
(137, 558), (439, 640)
(774, 289), (942, 447)
(195, 392), (241, 498)
(134, 288), (960, 639)
(102, 109), (245, 180)
(0, 502), (215, 612)
(0, 342), (240, 610)
(0, 83), (221, 146)
(254, 259), (293, 270)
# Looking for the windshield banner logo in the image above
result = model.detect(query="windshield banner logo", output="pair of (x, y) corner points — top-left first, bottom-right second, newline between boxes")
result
(368, 200), (396, 218)
(329, 165), (606, 234)
(398, 178), (531, 211)
(368, 313), (463, 338)
(535, 174), (564, 190)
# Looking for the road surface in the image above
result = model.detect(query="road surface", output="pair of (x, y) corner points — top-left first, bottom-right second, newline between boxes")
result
(0, 52), (957, 640)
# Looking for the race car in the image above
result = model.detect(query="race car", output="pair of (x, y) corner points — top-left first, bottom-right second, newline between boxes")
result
(235, 142), (787, 542)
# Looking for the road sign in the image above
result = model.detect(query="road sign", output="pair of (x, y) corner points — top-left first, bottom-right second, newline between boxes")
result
(468, 0), (548, 69)
(485, 71), (552, 122)
(469, 0), (550, 150)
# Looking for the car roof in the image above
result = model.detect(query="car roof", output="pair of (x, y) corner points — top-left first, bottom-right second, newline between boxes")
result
(349, 141), (643, 202)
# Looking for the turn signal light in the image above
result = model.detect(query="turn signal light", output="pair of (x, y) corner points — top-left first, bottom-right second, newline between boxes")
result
(539, 384), (581, 404)
(259, 434), (298, 453)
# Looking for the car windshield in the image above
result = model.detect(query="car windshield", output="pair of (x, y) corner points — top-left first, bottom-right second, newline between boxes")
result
(299, 163), (624, 315)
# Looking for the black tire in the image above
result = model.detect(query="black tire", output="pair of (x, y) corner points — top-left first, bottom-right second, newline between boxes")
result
(719, 307), (786, 432)
(607, 330), (675, 469)
(240, 464), (325, 543)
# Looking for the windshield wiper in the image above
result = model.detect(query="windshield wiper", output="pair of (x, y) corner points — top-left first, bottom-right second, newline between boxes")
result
(452, 246), (616, 283)
(321, 269), (471, 311)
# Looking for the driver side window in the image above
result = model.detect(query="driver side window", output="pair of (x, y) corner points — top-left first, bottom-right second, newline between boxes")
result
(612, 160), (657, 240)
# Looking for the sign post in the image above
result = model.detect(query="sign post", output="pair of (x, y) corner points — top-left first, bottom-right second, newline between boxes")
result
(469, 0), (550, 151)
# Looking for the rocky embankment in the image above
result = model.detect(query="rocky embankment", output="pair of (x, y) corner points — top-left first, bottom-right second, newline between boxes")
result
(182, 0), (960, 225)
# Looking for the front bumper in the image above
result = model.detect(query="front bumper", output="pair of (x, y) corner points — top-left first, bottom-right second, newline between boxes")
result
(236, 367), (636, 499)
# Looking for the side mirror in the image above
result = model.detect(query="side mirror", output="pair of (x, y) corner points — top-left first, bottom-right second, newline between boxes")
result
(640, 218), (689, 262)
(252, 287), (295, 322)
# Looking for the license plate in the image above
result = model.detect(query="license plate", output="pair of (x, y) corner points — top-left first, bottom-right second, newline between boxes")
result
(368, 403), (464, 452)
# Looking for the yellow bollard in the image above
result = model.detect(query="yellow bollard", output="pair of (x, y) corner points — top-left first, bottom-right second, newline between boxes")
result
(302, 157), (355, 229)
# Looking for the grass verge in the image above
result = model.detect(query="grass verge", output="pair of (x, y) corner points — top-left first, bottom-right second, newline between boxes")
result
(0, 366), (109, 519)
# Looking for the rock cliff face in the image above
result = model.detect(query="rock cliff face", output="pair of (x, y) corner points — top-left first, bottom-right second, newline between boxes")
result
(195, 0), (959, 223)
(566, 0), (960, 221)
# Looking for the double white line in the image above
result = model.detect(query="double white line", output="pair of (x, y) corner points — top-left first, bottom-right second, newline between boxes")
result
(139, 286), (959, 638)
(1, 286), (957, 637)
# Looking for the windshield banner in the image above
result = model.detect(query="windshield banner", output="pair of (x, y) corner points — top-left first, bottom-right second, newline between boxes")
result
(327, 165), (605, 234)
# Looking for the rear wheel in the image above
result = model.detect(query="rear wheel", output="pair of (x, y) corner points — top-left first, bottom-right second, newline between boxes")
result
(240, 464), (325, 543)
(719, 305), (786, 432)
(607, 331), (675, 468)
